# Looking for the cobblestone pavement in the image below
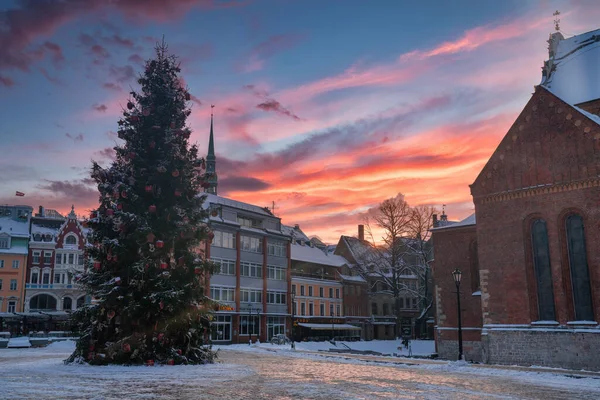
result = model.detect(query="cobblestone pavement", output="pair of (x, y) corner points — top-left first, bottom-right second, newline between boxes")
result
(1, 347), (600, 399)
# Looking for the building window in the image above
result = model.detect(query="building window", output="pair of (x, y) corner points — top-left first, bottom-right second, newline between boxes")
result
(383, 303), (389, 315)
(300, 303), (306, 316)
(240, 261), (262, 278)
(10, 279), (17, 291)
(308, 286), (313, 297)
(469, 240), (480, 292)
(239, 315), (260, 336)
(32, 251), (41, 264)
(329, 304), (334, 316)
(211, 315), (232, 342)
(7, 301), (16, 313)
(320, 303), (325, 316)
(267, 317), (286, 340)
(412, 298), (417, 309)
(237, 216), (259, 228)
(12, 260), (19, 269)
(0, 279), (2, 290)
(399, 298), (405, 309)
(531, 219), (556, 321)
(0, 237), (9, 249)
(329, 288), (333, 298)
(43, 252), (52, 264)
(267, 265), (286, 280)
(31, 271), (39, 284)
(0, 260), (3, 268)
(78, 255), (84, 265)
(565, 214), (594, 321)
(240, 235), (262, 253)
(308, 303), (313, 316)
(42, 271), (50, 285)
(212, 231), (236, 249)
(292, 284), (296, 295)
(54, 274), (61, 284)
(335, 288), (340, 298)
(212, 258), (236, 275)
(68, 254), (74, 264)
(210, 286), (235, 302)
(65, 235), (77, 245)
(240, 289), (262, 303)
(320, 287), (324, 297)
(336, 304), (341, 316)
(300, 285), (305, 296)
(293, 301), (297, 316)
(267, 291), (287, 305)
(371, 303), (378, 315)
(55, 254), (62, 265)
(63, 297), (72, 311)
(267, 240), (286, 257)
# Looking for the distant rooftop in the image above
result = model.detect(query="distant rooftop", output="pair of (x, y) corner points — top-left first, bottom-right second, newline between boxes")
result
(431, 213), (476, 231)
(203, 193), (274, 217)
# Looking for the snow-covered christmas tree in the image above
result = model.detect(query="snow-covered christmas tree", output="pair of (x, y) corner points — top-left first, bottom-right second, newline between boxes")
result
(67, 41), (218, 366)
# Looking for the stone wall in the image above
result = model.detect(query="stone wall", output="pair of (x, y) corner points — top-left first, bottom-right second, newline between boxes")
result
(482, 328), (600, 371)
(437, 338), (482, 362)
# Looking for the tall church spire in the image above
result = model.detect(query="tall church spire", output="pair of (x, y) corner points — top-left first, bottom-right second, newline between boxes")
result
(206, 105), (218, 195)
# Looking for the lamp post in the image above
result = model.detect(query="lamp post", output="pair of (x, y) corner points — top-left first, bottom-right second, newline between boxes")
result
(290, 292), (296, 350)
(452, 268), (463, 361)
(247, 302), (252, 345)
(331, 309), (335, 343)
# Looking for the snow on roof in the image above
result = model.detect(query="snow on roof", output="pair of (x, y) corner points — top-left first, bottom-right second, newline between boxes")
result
(338, 273), (366, 283)
(202, 193), (274, 217)
(542, 29), (600, 106)
(283, 224), (348, 266)
(431, 213), (476, 231)
(31, 224), (59, 235)
(0, 217), (29, 238)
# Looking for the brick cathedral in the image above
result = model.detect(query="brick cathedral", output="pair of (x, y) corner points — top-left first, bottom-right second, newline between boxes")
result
(432, 28), (600, 370)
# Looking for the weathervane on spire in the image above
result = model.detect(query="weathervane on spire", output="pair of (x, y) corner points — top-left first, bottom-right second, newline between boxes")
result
(211, 104), (215, 116)
(442, 204), (446, 215)
(553, 10), (561, 32)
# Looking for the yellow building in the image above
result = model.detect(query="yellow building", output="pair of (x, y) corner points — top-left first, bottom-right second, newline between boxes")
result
(0, 216), (30, 313)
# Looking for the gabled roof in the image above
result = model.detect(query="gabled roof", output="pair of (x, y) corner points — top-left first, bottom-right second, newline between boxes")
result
(431, 213), (476, 231)
(0, 217), (29, 238)
(283, 224), (348, 267)
(542, 29), (600, 106)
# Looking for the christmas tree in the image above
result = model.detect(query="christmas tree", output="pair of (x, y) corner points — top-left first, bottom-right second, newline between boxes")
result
(67, 41), (218, 366)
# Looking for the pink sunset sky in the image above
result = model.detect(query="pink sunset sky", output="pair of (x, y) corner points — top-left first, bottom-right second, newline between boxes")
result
(1, 0), (599, 243)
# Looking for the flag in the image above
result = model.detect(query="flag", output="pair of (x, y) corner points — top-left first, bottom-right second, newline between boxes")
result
(15, 191), (25, 197)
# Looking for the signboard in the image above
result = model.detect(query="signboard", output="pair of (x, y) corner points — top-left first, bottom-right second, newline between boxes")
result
(295, 318), (345, 324)
(218, 304), (235, 311)
(401, 317), (412, 339)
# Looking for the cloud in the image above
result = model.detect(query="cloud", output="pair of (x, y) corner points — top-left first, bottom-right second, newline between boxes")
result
(0, 75), (15, 87)
(238, 33), (304, 72)
(91, 44), (110, 59)
(92, 103), (108, 112)
(219, 176), (271, 193)
(94, 147), (116, 161)
(103, 34), (135, 49)
(0, 164), (39, 182)
(65, 133), (84, 143)
(256, 99), (302, 121)
(102, 82), (122, 91)
(109, 64), (136, 83)
(128, 54), (145, 65)
(39, 67), (63, 85)
(33, 178), (99, 209)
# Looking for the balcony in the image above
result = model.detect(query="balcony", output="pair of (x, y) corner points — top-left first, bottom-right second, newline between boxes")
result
(26, 284), (76, 290)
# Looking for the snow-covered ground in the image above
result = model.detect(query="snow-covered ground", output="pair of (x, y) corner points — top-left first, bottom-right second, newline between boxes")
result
(215, 339), (435, 356)
(1, 340), (600, 399)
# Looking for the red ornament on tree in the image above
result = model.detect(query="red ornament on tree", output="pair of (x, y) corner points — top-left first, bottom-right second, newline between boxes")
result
(178, 256), (185, 266)
(93, 261), (101, 271)
(145, 185), (153, 193)
(208, 231), (215, 241)
(174, 190), (182, 197)
(146, 360), (155, 366)
(185, 92), (191, 101)
(107, 310), (116, 319)
(159, 301), (164, 309)
(172, 170), (179, 177)
(156, 240), (164, 248)
(183, 131), (190, 139)
(194, 266), (202, 275)
(130, 115), (140, 123)
(142, 108), (150, 117)
(148, 205), (157, 213)
(167, 359), (175, 366)
(160, 262), (168, 270)
(122, 343), (131, 353)
(128, 152), (136, 160)
(127, 101), (134, 110)
(121, 190), (128, 198)
(106, 209), (114, 217)
(201, 181), (210, 189)
(177, 349), (182, 355)
(117, 203), (123, 210)
(90, 211), (97, 219)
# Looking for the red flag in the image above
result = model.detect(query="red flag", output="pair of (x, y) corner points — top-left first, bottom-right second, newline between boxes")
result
(15, 191), (25, 197)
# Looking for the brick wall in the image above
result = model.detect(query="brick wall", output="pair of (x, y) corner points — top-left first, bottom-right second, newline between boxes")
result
(431, 224), (483, 361)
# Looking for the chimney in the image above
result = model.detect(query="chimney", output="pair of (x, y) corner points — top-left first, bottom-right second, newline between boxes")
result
(294, 224), (300, 230)
(38, 206), (45, 217)
(358, 224), (364, 241)
(440, 214), (448, 222)
(432, 214), (438, 227)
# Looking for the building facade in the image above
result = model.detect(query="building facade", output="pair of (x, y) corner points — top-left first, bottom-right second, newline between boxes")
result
(284, 225), (358, 341)
(25, 206), (88, 314)
(0, 209), (31, 314)
(432, 29), (600, 370)
(204, 194), (291, 344)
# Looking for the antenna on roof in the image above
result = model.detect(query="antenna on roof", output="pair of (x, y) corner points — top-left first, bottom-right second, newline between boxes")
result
(553, 10), (561, 32)
(442, 204), (446, 215)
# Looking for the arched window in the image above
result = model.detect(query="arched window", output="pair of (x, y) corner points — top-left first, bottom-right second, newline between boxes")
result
(531, 219), (556, 321)
(469, 240), (480, 293)
(62, 297), (72, 311)
(65, 235), (77, 245)
(565, 215), (594, 321)
(30, 294), (57, 311)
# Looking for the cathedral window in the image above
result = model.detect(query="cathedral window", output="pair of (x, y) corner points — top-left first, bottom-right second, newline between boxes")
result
(530, 219), (556, 321)
(565, 215), (594, 321)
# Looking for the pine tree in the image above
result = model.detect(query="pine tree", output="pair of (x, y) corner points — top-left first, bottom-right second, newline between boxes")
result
(67, 41), (218, 366)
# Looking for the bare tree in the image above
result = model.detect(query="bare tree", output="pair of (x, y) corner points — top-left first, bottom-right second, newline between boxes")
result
(354, 194), (436, 338)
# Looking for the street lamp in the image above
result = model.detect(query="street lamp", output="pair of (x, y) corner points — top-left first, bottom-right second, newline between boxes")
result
(331, 309), (335, 343)
(452, 268), (463, 361)
(247, 302), (252, 345)
(290, 292), (296, 350)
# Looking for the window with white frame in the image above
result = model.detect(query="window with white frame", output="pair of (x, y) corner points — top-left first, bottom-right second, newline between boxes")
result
(335, 288), (340, 298)
(10, 279), (17, 291)
(267, 316), (286, 340)
(240, 261), (262, 278)
(309, 303), (314, 316)
(300, 302), (306, 316)
(31, 270), (39, 284)
(212, 230), (236, 249)
(320, 303), (325, 316)
(239, 315), (260, 335)
(329, 304), (334, 316)
(42, 270), (50, 285)
(300, 285), (305, 296)
(237, 216), (260, 228)
(12, 260), (19, 269)
(240, 289), (262, 303)
(0, 260), (3, 268)
(266, 291), (286, 305)
(78, 254), (84, 265)
(65, 235), (77, 245)
(54, 273), (61, 284)
(308, 286), (313, 296)
(55, 253), (62, 264)
(319, 287), (324, 297)
(210, 286), (235, 302)
(329, 288), (333, 298)
(7, 301), (16, 313)
(68, 254), (74, 265)
(267, 265), (286, 280)
(0, 237), (9, 249)
(32, 251), (41, 264)
(212, 258), (236, 275)
(337, 304), (341, 316)
(240, 235), (262, 253)
(43, 252), (52, 264)
(267, 240), (286, 257)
